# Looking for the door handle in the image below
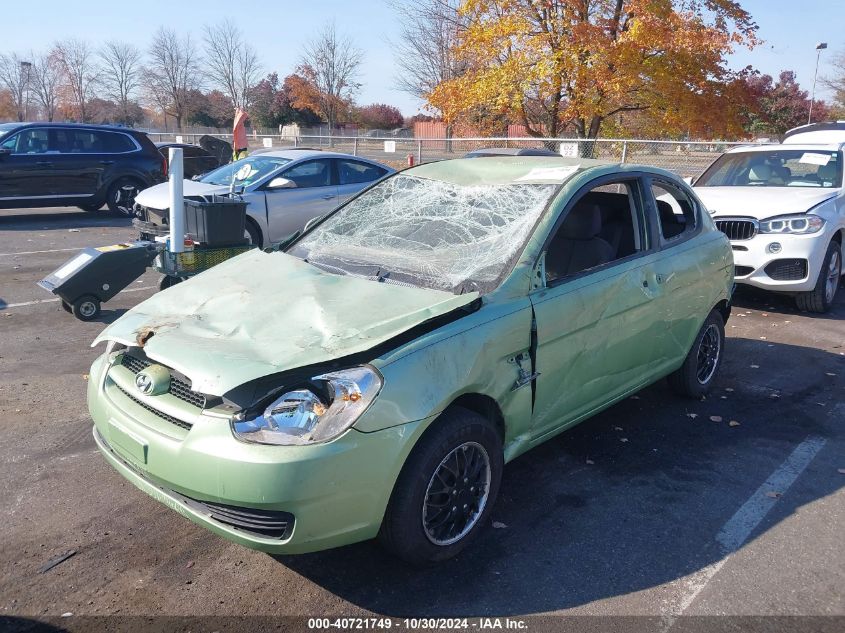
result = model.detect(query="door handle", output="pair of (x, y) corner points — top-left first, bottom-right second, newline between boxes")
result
(36, 161), (53, 166)
(99, 160), (115, 165)
(321, 194), (334, 200)
(655, 273), (668, 285)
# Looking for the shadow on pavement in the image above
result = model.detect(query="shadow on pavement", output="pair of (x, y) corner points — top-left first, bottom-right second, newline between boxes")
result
(731, 283), (845, 321)
(273, 338), (842, 616)
(0, 209), (132, 231)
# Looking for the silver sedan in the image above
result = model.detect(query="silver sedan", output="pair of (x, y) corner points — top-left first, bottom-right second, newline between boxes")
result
(133, 149), (395, 247)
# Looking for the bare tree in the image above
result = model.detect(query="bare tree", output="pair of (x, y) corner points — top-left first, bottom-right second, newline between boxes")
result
(0, 52), (33, 121)
(822, 51), (845, 112)
(54, 39), (100, 122)
(390, 0), (465, 102)
(203, 19), (260, 112)
(30, 51), (63, 121)
(99, 41), (142, 125)
(143, 27), (201, 131)
(300, 21), (363, 135)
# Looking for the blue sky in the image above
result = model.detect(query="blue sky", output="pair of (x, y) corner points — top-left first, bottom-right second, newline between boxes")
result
(3, 0), (843, 116)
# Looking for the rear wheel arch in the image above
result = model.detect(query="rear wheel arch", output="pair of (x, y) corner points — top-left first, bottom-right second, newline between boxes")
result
(713, 299), (731, 325)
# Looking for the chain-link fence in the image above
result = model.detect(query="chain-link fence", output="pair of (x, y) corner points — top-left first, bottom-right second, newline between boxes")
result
(147, 132), (755, 178)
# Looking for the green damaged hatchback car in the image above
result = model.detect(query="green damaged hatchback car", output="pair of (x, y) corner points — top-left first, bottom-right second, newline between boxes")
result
(88, 157), (732, 564)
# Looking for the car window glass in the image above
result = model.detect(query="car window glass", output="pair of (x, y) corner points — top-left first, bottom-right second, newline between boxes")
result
(545, 180), (645, 283)
(282, 159), (332, 188)
(337, 159), (387, 185)
(2, 129), (49, 154)
(183, 146), (205, 158)
(652, 181), (697, 241)
(98, 131), (135, 153)
(696, 150), (842, 188)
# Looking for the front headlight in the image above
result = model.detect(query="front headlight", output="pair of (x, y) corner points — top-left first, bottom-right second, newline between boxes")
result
(231, 366), (382, 446)
(759, 214), (825, 235)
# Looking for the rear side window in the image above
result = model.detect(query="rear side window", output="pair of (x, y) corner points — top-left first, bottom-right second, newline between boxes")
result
(182, 146), (206, 158)
(53, 129), (136, 153)
(651, 181), (698, 241)
(337, 159), (387, 185)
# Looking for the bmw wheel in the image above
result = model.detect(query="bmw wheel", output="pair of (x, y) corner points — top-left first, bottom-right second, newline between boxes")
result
(796, 240), (841, 313)
(379, 406), (503, 565)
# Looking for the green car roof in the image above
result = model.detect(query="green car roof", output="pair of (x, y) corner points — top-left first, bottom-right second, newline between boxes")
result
(406, 156), (610, 185)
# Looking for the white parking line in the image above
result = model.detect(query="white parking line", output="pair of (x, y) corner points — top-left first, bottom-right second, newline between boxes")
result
(0, 247), (81, 257)
(1, 285), (157, 309)
(661, 435), (827, 629)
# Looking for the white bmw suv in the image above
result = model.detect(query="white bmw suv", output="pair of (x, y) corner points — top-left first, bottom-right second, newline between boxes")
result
(694, 123), (845, 312)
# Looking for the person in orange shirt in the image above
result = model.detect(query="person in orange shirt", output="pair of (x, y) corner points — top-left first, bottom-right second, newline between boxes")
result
(233, 108), (249, 161)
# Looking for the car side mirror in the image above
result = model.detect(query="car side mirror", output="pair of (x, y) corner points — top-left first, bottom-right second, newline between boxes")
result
(0, 148), (11, 157)
(267, 177), (296, 189)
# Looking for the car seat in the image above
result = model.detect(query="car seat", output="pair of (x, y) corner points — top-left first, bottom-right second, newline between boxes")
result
(545, 203), (614, 280)
(817, 163), (838, 186)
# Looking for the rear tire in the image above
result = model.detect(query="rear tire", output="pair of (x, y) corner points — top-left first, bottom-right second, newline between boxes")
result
(796, 240), (841, 313)
(668, 310), (725, 398)
(378, 406), (503, 565)
(71, 295), (101, 321)
(106, 178), (144, 216)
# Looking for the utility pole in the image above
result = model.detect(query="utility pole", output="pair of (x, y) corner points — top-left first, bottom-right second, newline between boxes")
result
(809, 42), (827, 125)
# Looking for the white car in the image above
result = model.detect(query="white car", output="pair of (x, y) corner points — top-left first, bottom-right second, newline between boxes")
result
(694, 123), (845, 312)
(134, 149), (394, 248)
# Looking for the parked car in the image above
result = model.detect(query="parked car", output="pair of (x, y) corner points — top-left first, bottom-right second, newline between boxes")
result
(134, 149), (394, 247)
(0, 122), (166, 214)
(465, 146), (560, 158)
(155, 142), (223, 179)
(88, 157), (732, 564)
(694, 122), (845, 312)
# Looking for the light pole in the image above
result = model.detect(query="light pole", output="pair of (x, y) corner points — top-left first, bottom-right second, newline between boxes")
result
(20, 60), (31, 121)
(809, 42), (827, 125)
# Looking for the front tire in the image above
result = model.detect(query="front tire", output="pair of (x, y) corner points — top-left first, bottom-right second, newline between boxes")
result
(78, 202), (103, 212)
(106, 178), (144, 216)
(668, 310), (725, 398)
(796, 240), (841, 313)
(244, 220), (262, 248)
(379, 406), (503, 565)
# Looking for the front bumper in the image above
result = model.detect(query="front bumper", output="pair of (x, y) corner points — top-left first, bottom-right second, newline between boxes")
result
(729, 230), (830, 292)
(88, 352), (426, 554)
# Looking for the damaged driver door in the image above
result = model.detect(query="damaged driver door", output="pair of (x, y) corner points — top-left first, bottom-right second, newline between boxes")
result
(528, 176), (668, 442)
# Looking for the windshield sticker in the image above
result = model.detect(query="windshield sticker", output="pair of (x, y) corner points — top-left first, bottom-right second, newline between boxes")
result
(799, 152), (832, 166)
(235, 164), (257, 180)
(514, 166), (580, 183)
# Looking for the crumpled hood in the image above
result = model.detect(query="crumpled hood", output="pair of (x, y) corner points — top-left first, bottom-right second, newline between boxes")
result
(135, 180), (231, 210)
(694, 187), (838, 219)
(93, 250), (478, 396)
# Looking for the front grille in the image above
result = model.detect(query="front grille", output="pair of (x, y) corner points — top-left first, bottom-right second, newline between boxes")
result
(115, 385), (193, 430)
(734, 265), (754, 277)
(765, 259), (808, 281)
(182, 497), (295, 539)
(121, 353), (206, 409)
(715, 219), (757, 241)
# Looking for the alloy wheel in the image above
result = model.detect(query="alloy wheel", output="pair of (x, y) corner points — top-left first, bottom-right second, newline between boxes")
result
(825, 249), (841, 304)
(696, 324), (721, 385)
(422, 441), (491, 546)
(114, 183), (139, 215)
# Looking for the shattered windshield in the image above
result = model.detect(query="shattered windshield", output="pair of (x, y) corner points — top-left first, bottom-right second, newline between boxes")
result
(288, 173), (558, 293)
(697, 150), (843, 188)
(200, 156), (291, 187)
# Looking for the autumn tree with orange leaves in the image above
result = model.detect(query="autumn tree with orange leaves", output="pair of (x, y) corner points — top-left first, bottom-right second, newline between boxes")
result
(428, 0), (759, 140)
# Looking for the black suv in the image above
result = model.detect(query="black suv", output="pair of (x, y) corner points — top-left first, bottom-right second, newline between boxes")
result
(0, 122), (166, 214)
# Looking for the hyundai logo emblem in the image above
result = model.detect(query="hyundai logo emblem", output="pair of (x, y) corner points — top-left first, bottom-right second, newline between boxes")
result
(135, 372), (154, 395)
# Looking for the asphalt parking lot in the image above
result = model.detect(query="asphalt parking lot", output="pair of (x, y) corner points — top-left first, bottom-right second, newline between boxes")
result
(0, 207), (843, 631)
